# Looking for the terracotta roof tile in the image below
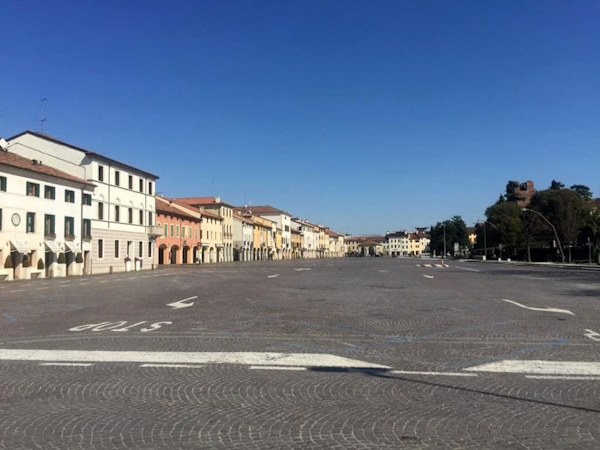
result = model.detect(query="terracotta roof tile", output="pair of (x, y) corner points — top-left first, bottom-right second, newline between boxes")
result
(155, 197), (200, 221)
(0, 150), (93, 187)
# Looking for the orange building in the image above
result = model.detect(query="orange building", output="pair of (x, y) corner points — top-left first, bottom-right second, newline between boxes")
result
(155, 196), (202, 265)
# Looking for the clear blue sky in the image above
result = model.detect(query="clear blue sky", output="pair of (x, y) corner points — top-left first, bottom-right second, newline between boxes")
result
(2, 1), (599, 235)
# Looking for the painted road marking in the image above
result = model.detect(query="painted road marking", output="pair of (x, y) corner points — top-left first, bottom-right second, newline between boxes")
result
(294, 268), (312, 271)
(78, 282), (91, 286)
(526, 375), (600, 381)
(40, 363), (93, 367)
(268, 274), (280, 278)
(454, 266), (481, 272)
(501, 299), (575, 316)
(0, 350), (390, 369)
(391, 370), (477, 377)
(2, 313), (17, 323)
(167, 296), (197, 310)
(9, 290), (25, 293)
(423, 274), (434, 279)
(250, 366), (307, 371)
(584, 329), (600, 341)
(140, 364), (204, 369)
(99, 280), (109, 283)
(465, 360), (600, 375)
(36, 287), (50, 290)
(415, 264), (421, 267)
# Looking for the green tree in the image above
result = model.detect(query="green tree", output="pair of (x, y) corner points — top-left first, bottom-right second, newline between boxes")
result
(550, 180), (565, 190)
(430, 216), (468, 257)
(529, 189), (587, 262)
(484, 201), (522, 256)
(570, 184), (593, 201)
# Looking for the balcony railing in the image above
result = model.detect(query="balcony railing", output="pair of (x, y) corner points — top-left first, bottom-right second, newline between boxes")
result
(146, 225), (163, 237)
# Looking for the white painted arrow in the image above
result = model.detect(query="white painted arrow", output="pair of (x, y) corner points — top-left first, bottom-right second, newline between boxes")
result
(584, 329), (600, 341)
(423, 274), (434, 279)
(501, 299), (575, 315)
(167, 296), (197, 310)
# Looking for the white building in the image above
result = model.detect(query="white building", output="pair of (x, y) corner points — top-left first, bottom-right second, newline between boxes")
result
(247, 206), (292, 259)
(7, 131), (160, 274)
(291, 218), (318, 259)
(386, 231), (409, 256)
(233, 212), (253, 261)
(0, 143), (94, 280)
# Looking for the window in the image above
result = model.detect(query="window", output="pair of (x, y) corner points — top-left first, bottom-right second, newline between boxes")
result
(64, 216), (75, 238)
(83, 193), (92, 206)
(147, 181), (153, 195)
(181, 226), (185, 238)
(0, 208), (2, 231)
(65, 190), (75, 203)
(115, 205), (120, 222)
(44, 185), (55, 199)
(139, 179), (144, 192)
(83, 219), (91, 238)
(0, 176), (6, 192)
(98, 239), (104, 259)
(26, 182), (40, 197)
(128, 207), (133, 224)
(26, 212), (35, 232)
(114, 240), (120, 258)
(98, 165), (104, 182)
(148, 241), (152, 258)
(139, 241), (143, 257)
(164, 224), (168, 236)
(195, 228), (198, 239)
(44, 214), (55, 237)
(114, 171), (120, 186)
(148, 212), (153, 225)
(98, 202), (104, 220)
(189, 227), (192, 238)
(176, 225), (179, 237)
(170, 224), (174, 237)
(139, 210), (143, 225)
(128, 175), (133, 190)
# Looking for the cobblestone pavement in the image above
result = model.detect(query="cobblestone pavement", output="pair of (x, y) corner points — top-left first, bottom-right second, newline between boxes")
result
(0, 258), (599, 449)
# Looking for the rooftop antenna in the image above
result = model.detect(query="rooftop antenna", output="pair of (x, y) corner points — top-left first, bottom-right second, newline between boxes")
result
(211, 179), (215, 197)
(244, 189), (247, 207)
(40, 98), (47, 133)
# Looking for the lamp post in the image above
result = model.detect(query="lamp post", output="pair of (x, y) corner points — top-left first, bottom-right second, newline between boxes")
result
(440, 222), (446, 265)
(478, 220), (500, 261)
(522, 208), (565, 263)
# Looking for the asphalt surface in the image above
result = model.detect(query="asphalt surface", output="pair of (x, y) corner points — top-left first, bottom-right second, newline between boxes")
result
(0, 257), (599, 449)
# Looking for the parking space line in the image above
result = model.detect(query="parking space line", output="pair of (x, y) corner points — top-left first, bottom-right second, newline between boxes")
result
(40, 363), (93, 367)
(391, 370), (477, 377)
(9, 290), (25, 293)
(250, 366), (307, 371)
(140, 364), (204, 369)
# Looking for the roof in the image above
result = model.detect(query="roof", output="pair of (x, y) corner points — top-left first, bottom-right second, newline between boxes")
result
(155, 196), (201, 221)
(0, 149), (94, 187)
(233, 212), (253, 225)
(8, 130), (159, 179)
(201, 209), (223, 221)
(242, 205), (288, 216)
(178, 196), (234, 208)
(466, 227), (477, 234)
(387, 231), (407, 238)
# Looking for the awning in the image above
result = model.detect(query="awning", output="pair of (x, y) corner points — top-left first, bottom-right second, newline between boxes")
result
(64, 241), (82, 254)
(44, 240), (63, 253)
(10, 240), (32, 253)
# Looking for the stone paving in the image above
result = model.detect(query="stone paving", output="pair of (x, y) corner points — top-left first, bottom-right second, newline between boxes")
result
(0, 258), (599, 449)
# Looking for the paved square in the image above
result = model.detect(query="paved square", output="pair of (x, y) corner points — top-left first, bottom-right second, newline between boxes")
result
(0, 258), (599, 448)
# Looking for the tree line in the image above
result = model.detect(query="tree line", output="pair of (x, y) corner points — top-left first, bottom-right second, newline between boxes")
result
(430, 181), (600, 263)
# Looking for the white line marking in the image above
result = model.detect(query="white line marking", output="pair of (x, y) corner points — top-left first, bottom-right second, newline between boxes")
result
(140, 364), (204, 369)
(453, 266), (481, 272)
(36, 287), (50, 290)
(583, 329), (600, 341)
(0, 350), (390, 369)
(526, 375), (600, 381)
(465, 360), (600, 375)
(415, 264), (421, 267)
(167, 296), (197, 310)
(40, 363), (93, 367)
(294, 268), (312, 271)
(423, 264), (432, 268)
(99, 280), (109, 283)
(250, 366), (307, 371)
(9, 290), (24, 293)
(502, 299), (575, 315)
(267, 274), (280, 278)
(423, 274), (434, 279)
(78, 282), (91, 286)
(391, 370), (477, 377)
(58, 280), (71, 284)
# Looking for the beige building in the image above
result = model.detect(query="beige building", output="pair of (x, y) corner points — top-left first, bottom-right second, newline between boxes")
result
(177, 197), (234, 262)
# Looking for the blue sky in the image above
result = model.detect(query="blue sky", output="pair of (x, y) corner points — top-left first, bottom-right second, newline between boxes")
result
(2, 1), (599, 235)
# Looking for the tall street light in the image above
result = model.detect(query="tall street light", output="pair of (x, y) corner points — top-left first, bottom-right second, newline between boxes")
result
(440, 222), (446, 265)
(478, 220), (500, 260)
(522, 208), (565, 263)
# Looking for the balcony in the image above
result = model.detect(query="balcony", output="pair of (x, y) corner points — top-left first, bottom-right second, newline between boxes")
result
(83, 235), (92, 242)
(146, 225), (163, 237)
(65, 234), (76, 242)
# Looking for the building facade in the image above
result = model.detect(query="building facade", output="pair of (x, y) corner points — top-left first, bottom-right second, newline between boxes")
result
(7, 131), (160, 274)
(0, 148), (94, 281)
(155, 196), (202, 265)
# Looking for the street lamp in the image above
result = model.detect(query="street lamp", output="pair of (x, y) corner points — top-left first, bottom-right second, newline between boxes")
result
(440, 222), (446, 265)
(522, 208), (565, 263)
(478, 220), (500, 261)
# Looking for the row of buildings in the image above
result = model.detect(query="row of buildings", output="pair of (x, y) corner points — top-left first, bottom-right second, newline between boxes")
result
(0, 131), (345, 281)
(345, 230), (431, 257)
